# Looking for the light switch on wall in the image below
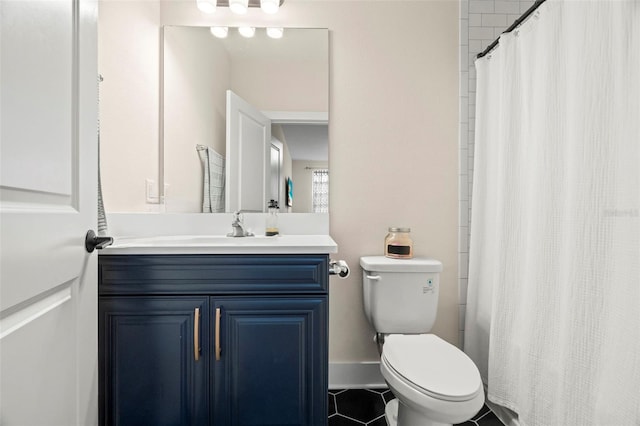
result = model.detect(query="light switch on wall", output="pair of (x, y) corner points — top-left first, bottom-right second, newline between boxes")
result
(145, 179), (159, 204)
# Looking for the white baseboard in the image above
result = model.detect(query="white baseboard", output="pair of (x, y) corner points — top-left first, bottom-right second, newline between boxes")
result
(329, 362), (387, 389)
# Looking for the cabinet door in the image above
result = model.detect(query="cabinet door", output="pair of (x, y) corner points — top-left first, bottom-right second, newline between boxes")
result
(212, 297), (328, 426)
(99, 297), (209, 426)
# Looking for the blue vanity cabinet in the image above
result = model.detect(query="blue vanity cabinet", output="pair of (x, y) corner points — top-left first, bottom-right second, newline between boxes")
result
(99, 254), (329, 426)
(212, 297), (327, 425)
(99, 296), (210, 426)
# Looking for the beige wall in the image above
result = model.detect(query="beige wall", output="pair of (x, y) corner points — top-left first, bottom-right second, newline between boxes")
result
(99, 0), (160, 212)
(232, 52), (328, 112)
(100, 0), (459, 362)
(292, 161), (328, 213)
(164, 26), (230, 212)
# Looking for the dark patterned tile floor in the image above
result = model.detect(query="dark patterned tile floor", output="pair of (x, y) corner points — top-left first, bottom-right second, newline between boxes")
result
(328, 388), (504, 426)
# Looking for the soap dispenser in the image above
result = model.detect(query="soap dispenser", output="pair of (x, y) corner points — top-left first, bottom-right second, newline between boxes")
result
(266, 199), (279, 236)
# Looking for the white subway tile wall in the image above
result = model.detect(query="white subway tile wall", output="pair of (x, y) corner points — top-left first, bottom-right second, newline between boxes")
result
(459, 0), (535, 347)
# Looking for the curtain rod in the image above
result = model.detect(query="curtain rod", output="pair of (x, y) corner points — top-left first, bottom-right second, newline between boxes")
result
(476, 0), (547, 59)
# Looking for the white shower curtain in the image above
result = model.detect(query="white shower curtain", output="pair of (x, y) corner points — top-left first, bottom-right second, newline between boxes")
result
(465, 1), (640, 425)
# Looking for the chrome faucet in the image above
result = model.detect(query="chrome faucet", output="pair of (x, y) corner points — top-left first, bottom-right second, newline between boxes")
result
(227, 211), (254, 237)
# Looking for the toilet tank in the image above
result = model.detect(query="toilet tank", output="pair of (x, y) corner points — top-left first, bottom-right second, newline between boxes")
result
(360, 256), (443, 334)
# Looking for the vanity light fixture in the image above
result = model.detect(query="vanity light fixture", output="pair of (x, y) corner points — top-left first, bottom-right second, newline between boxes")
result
(238, 26), (256, 38)
(260, 0), (279, 14)
(229, 0), (249, 14)
(197, 0), (284, 15)
(266, 27), (284, 39)
(197, 0), (217, 14)
(210, 26), (229, 38)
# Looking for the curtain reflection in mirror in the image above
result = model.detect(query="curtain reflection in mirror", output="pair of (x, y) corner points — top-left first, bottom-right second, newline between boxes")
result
(312, 170), (329, 213)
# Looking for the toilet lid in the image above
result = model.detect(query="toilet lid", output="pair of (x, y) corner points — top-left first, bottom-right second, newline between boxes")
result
(382, 334), (481, 401)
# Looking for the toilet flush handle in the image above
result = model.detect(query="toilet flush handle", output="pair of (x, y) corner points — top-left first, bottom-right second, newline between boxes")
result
(366, 275), (381, 281)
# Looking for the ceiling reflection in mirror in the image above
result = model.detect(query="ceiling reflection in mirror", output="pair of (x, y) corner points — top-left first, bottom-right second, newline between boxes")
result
(163, 26), (329, 214)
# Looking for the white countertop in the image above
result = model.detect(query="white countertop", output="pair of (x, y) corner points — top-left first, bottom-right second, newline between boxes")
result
(100, 234), (338, 255)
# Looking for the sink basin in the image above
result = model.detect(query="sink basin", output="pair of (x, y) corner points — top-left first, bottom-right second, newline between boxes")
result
(101, 234), (338, 255)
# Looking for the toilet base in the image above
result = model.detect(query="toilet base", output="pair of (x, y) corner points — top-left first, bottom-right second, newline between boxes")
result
(385, 398), (451, 426)
(385, 398), (398, 426)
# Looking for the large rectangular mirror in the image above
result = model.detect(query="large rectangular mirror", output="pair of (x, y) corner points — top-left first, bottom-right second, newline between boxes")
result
(162, 26), (329, 213)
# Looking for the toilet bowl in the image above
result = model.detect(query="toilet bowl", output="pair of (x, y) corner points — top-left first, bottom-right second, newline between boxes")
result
(380, 334), (484, 426)
(360, 256), (484, 426)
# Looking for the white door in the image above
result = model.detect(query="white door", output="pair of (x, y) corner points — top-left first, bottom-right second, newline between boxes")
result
(226, 90), (270, 212)
(0, 1), (98, 425)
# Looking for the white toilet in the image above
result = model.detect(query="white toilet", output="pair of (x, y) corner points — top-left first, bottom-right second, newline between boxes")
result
(360, 256), (484, 426)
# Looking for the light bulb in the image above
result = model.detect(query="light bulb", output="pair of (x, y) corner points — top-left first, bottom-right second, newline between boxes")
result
(210, 26), (228, 38)
(229, 0), (248, 15)
(196, 0), (216, 14)
(266, 27), (284, 39)
(260, 0), (279, 14)
(238, 26), (256, 38)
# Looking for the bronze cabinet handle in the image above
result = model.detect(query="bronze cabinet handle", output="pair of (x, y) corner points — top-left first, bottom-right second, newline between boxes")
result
(194, 308), (201, 361)
(215, 307), (222, 361)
